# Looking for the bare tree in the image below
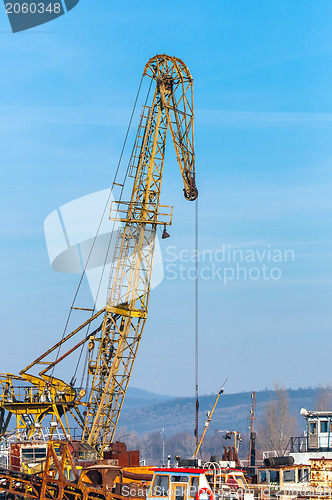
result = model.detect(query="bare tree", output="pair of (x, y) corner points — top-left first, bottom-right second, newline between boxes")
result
(257, 383), (298, 455)
(315, 384), (332, 411)
(166, 431), (195, 460)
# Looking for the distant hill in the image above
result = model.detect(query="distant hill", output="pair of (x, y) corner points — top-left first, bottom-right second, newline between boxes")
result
(124, 387), (173, 408)
(120, 387), (318, 436)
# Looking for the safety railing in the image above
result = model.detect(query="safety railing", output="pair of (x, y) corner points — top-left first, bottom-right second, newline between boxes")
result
(110, 200), (173, 226)
(0, 385), (77, 405)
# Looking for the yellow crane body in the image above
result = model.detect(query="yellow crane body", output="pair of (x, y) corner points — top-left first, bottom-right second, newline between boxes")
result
(0, 54), (197, 454)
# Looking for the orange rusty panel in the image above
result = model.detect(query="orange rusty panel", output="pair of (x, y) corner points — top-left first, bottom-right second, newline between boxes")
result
(108, 442), (127, 453)
(104, 447), (140, 467)
(310, 458), (332, 489)
(129, 451), (140, 467)
(9, 443), (21, 472)
(118, 451), (140, 467)
(118, 451), (131, 468)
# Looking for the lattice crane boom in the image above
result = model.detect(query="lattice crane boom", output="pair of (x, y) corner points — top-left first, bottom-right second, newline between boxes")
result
(82, 54), (197, 451)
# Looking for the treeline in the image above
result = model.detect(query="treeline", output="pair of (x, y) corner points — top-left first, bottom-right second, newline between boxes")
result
(114, 428), (250, 465)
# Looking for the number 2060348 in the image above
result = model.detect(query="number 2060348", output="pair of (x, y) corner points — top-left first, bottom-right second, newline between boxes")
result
(6, 2), (61, 14)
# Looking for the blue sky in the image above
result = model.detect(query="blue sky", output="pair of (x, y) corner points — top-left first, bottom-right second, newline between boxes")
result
(0, 0), (332, 398)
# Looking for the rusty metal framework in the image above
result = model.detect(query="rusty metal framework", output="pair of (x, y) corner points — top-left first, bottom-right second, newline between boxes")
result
(0, 441), (121, 500)
(0, 54), (197, 454)
(0, 308), (104, 439)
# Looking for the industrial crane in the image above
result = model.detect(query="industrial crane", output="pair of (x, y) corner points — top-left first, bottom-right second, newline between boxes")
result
(0, 54), (197, 454)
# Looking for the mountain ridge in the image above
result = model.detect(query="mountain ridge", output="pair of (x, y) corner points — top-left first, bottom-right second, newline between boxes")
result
(119, 386), (319, 436)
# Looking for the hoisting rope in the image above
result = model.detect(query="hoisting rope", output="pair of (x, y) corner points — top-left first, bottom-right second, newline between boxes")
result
(194, 197), (199, 449)
(50, 74), (145, 382)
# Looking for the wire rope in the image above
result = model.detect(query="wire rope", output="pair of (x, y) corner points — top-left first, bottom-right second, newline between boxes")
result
(50, 74), (145, 381)
(194, 198), (199, 449)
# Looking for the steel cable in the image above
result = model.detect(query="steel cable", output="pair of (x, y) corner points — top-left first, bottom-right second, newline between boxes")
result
(50, 74), (145, 381)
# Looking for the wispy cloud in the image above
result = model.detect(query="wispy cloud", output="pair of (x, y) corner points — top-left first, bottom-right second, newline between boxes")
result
(0, 105), (131, 129)
(2, 105), (332, 130)
(196, 109), (332, 128)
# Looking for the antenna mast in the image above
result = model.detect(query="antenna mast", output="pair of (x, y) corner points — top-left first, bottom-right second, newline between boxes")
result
(248, 391), (256, 467)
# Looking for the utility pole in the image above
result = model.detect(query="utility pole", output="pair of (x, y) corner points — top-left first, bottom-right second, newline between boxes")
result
(161, 428), (165, 465)
(248, 391), (256, 468)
